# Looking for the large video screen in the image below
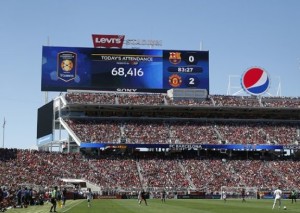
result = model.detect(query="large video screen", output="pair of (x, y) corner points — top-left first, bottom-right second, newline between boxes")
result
(37, 100), (53, 145)
(41, 46), (209, 93)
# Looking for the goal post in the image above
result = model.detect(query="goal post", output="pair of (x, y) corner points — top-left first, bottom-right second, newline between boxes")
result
(220, 186), (258, 199)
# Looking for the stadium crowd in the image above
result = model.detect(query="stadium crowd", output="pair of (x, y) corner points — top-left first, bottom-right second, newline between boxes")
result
(211, 95), (261, 107)
(1, 148), (300, 207)
(65, 92), (116, 105)
(65, 119), (299, 145)
(64, 91), (300, 108)
(216, 122), (299, 145)
(66, 120), (121, 143)
(63, 91), (300, 145)
(139, 158), (190, 190)
(261, 97), (300, 108)
(84, 157), (141, 192)
(1, 91), (300, 210)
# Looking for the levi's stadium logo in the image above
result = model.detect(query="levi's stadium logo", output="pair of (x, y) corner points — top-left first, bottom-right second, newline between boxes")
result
(241, 67), (270, 96)
(92, 34), (125, 48)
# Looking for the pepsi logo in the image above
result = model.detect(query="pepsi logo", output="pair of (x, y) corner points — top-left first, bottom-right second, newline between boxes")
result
(241, 67), (270, 96)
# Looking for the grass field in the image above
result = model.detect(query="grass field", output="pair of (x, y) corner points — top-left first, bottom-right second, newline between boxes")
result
(6, 199), (300, 213)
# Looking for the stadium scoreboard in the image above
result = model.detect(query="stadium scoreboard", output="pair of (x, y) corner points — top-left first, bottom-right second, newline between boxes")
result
(41, 46), (209, 93)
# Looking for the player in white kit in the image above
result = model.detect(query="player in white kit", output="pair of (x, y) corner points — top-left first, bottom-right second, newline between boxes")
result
(272, 186), (283, 209)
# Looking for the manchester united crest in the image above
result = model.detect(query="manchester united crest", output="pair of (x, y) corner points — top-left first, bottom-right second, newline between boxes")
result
(169, 52), (181, 64)
(169, 74), (182, 87)
(57, 51), (77, 82)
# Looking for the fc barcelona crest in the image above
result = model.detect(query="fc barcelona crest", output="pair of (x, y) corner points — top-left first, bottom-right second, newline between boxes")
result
(169, 52), (181, 64)
(57, 51), (77, 82)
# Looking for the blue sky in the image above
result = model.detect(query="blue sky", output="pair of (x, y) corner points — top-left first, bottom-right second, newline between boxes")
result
(1, 0), (300, 149)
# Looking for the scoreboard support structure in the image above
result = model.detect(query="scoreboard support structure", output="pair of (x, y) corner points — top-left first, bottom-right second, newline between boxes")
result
(167, 88), (208, 100)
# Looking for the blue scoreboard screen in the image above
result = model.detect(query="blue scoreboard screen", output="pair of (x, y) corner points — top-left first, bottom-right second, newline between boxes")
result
(41, 46), (209, 93)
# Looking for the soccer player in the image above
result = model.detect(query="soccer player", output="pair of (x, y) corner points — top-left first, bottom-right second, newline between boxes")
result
(161, 189), (166, 203)
(272, 186), (283, 209)
(138, 190), (148, 206)
(138, 190), (142, 204)
(16, 187), (22, 207)
(57, 189), (62, 208)
(222, 190), (227, 202)
(86, 188), (93, 208)
(62, 188), (67, 207)
(241, 188), (246, 202)
(50, 186), (58, 212)
(221, 190), (226, 202)
(291, 189), (297, 204)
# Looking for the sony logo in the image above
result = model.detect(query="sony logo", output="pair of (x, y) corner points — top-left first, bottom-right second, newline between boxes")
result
(117, 88), (137, 92)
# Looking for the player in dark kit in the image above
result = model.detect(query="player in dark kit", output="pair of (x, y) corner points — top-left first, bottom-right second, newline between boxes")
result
(138, 190), (148, 206)
(241, 188), (246, 202)
(62, 188), (67, 207)
(291, 189), (297, 204)
(161, 190), (166, 203)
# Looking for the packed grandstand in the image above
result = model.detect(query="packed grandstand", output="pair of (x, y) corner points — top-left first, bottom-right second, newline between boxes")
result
(1, 91), (300, 209)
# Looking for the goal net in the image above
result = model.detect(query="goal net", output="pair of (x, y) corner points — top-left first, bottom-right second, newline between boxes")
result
(220, 186), (258, 199)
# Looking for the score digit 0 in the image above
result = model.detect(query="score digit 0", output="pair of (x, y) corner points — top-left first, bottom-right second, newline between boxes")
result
(189, 55), (195, 63)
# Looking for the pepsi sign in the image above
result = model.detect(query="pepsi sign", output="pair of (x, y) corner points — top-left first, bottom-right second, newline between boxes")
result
(241, 67), (270, 96)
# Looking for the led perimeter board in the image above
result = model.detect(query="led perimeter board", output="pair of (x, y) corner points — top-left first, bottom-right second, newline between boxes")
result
(41, 46), (209, 93)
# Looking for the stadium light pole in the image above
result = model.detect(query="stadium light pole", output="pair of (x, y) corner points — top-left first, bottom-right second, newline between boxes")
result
(2, 117), (5, 148)
(44, 36), (50, 104)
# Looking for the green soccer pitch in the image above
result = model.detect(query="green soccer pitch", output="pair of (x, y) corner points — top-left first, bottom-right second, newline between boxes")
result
(6, 199), (299, 213)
